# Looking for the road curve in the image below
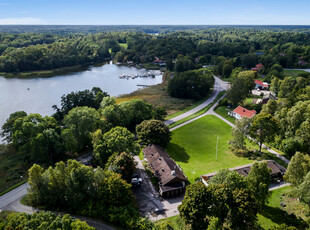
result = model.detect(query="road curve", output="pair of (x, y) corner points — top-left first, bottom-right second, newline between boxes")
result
(165, 76), (229, 125)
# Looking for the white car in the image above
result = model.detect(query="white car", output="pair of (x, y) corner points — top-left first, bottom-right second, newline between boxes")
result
(131, 177), (142, 186)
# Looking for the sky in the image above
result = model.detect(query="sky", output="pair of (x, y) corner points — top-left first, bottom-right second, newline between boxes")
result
(0, 0), (309, 25)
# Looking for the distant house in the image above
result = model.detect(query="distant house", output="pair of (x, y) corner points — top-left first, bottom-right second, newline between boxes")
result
(254, 79), (269, 90)
(251, 63), (264, 72)
(143, 144), (187, 197)
(279, 53), (287, 56)
(298, 60), (308, 66)
(200, 160), (287, 186)
(127, 60), (133, 64)
(152, 59), (166, 66)
(229, 106), (256, 120)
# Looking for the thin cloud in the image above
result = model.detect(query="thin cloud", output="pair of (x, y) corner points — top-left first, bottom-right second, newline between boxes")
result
(0, 17), (45, 25)
(0, 3), (9, 5)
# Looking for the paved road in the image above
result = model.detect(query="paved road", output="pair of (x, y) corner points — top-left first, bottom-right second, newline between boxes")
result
(0, 183), (28, 210)
(165, 76), (229, 125)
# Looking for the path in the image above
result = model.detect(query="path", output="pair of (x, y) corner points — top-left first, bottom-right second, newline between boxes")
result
(284, 68), (310, 73)
(165, 76), (229, 125)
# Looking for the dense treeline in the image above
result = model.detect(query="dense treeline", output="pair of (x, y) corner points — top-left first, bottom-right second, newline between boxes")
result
(0, 211), (94, 230)
(27, 160), (142, 228)
(168, 68), (214, 100)
(1, 27), (310, 73)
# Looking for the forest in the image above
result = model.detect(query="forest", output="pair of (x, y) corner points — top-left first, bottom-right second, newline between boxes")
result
(0, 26), (309, 73)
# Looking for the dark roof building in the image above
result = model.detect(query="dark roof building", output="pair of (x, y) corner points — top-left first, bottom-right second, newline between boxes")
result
(201, 160), (286, 186)
(143, 144), (187, 197)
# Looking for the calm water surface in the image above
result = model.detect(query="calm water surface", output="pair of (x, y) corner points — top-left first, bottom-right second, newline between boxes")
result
(0, 63), (162, 142)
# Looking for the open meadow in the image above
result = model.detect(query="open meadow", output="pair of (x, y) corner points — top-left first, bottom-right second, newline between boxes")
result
(166, 115), (253, 182)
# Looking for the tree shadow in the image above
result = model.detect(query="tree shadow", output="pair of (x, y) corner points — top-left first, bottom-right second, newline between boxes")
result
(166, 143), (190, 163)
(260, 205), (308, 229)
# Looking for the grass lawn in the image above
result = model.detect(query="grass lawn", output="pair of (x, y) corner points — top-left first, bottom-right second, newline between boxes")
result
(214, 105), (236, 124)
(168, 91), (226, 129)
(155, 215), (190, 230)
(166, 115), (253, 182)
(283, 69), (308, 78)
(258, 186), (309, 229)
(165, 95), (210, 120)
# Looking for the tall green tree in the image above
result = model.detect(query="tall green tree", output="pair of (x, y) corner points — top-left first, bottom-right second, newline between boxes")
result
(284, 152), (310, 187)
(136, 120), (171, 147)
(250, 113), (277, 153)
(246, 161), (271, 206)
(230, 117), (251, 149)
(63, 106), (101, 151)
(92, 126), (140, 166)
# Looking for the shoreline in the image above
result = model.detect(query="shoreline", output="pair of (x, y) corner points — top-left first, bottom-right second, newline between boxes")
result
(0, 61), (162, 79)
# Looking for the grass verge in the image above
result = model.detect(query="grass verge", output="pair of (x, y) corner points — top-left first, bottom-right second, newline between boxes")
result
(168, 91), (226, 129)
(214, 105), (236, 124)
(165, 91), (213, 120)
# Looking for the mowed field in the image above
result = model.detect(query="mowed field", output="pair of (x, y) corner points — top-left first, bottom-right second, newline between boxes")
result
(166, 115), (253, 182)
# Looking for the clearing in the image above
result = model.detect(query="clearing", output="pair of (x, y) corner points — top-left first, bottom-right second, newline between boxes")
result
(165, 115), (253, 182)
(283, 69), (308, 78)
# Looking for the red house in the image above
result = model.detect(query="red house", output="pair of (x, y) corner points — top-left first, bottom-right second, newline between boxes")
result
(254, 79), (269, 90)
(252, 63), (264, 72)
(229, 106), (256, 120)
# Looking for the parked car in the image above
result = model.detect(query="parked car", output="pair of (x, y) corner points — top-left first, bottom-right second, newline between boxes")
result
(131, 177), (142, 187)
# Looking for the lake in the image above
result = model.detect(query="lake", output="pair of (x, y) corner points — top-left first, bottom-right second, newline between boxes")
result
(0, 63), (163, 142)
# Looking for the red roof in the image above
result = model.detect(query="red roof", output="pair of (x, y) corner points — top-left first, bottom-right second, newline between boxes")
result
(153, 60), (165, 63)
(233, 106), (256, 118)
(255, 80), (268, 87)
(256, 63), (264, 68)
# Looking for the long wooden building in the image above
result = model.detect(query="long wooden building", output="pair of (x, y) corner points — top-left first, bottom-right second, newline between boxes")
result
(143, 144), (187, 197)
